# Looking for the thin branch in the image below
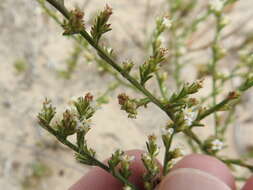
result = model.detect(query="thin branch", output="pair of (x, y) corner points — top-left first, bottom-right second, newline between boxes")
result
(44, 0), (175, 121)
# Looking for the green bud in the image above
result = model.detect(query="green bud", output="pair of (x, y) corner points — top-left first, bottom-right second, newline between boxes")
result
(118, 93), (138, 118)
(203, 136), (224, 155)
(108, 149), (124, 169)
(38, 99), (56, 125)
(57, 110), (77, 136)
(122, 60), (134, 74)
(62, 8), (85, 35)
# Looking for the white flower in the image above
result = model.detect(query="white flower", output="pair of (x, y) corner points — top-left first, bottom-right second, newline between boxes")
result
(162, 17), (172, 28)
(90, 100), (101, 111)
(107, 47), (113, 54)
(121, 155), (135, 162)
(68, 95), (80, 105)
(169, 159), (177, 167)
(220, 16), (230, 27)
(142, 153), (152, 161)
(98, 67), (104, 71)
(76, 119), (91, 131)
(174, 145), (186, 157)
(209, 0), (224, 12)
(76, 120), (83, 130)
(183, 107), (198, 126)
(211, 139), (224, 151)
(123, 186), (132, 190)
(161, 127), (174, 136)
(66, 105), (77, 115)
(83, 119), (92, 128)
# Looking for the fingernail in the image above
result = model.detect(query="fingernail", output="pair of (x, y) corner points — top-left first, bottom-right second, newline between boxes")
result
(158, 168), (231, 190)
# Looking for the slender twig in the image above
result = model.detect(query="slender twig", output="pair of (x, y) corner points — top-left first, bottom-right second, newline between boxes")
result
(185, 129), (253, 172)
(162, 133), (175, 175)
(38, 0), (135, 90)
(189, 13), (253, 52)
(44, 0), (175, 121)
(40, 120), (138, 189)
(40, 0), (253, 181)
(155, 72), (168, 101)
(221, 158), (253, 172)
(211, 12), (224, 135)
(198, 96), (231, 121)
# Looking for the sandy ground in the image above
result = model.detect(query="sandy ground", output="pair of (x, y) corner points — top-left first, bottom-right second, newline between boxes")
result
(0, 0), (253, 189)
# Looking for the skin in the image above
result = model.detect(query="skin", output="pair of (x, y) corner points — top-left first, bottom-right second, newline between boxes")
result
(69, 150), (253, 190)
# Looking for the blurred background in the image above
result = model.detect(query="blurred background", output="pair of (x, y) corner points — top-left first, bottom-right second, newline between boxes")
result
(0, 0), (253, 189)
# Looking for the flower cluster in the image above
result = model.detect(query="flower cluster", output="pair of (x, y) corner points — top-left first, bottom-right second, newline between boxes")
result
(162, 17), (172, 28)
(62, 8), (85, 35)
(203, 136), (224, 154)
(91, 5), (113, 44)
(118, 93), (138, 118)
(211, 139), (224, 151)
(182, 107), (198, 126)
(36, 1), (253, 189)
(142, 135), (160, 190)
(161, 127), (174, 136)
(38, 93), (99, 165)
(209, 0), (224, 12)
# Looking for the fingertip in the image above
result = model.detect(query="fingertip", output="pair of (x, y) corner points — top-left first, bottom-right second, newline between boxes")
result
(69, 166), (121, 190)
(242, 176), (253, 190)
(158, 168), (232, 190)
(69, 149), (150, 190)
(171, 154), (236, 190)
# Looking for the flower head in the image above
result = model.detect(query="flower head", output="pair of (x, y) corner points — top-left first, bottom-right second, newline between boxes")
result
(120, 154), (135, 162)
(209, 0), (224, 12)
(162, 17), (172, 28)
(76, 119), (91, 132)
(90, 100), (101, 111)
(106, 47), (113, 54)
(182, 107), (198, 126)
(161, 127), (174, 136)
(142, 152), (152, 161)
(211, 139), (224, 151)
(123, 186), (132, 190)
(220, 16), (230, 27)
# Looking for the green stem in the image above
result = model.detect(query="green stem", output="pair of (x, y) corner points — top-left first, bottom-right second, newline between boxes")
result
(185, 129), (253, 173)
(40, 120), (137, 189)
(219, 109), (235, 136)
(39, 120), (107, 169)
(155, 72), (168, 101)
(38, 0), (135, 90)
(211, 13), (223, 136)
(44, 0), (174, 121)
(41, 0), (253, 181)
(163, 133), (175, 175)
(170, 23), (182, 88)
(221, 159), (253, 172)
(197, 96), (231, 121)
